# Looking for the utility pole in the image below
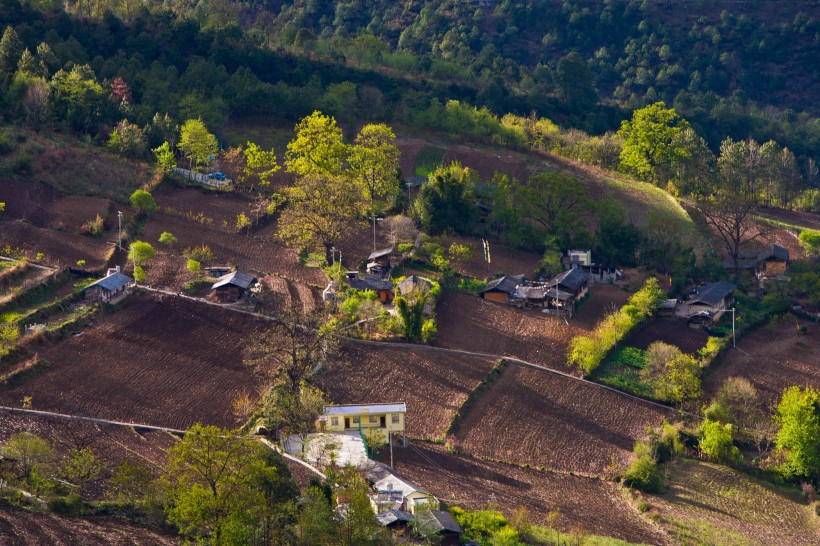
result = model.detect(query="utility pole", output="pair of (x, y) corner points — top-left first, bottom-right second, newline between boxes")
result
(117, 211), (123, 250)
(730, 307), (736, 347)
(389, 431), (393, 468)
(331, 246), (336, 266)
(371, 214), (382, 253)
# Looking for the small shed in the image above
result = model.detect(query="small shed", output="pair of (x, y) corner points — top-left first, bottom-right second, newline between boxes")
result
(210, 270), (257, 303)
(376, 509), (415, 530)
(84, 270), (133, 304)
(511, 285), (548, 308)
(757, 244), (789, 278)
(415, 509), (463, 546)
(367, 247), (394, 275)
(479, 274), (525, 304)
(347, 273), (394, 303)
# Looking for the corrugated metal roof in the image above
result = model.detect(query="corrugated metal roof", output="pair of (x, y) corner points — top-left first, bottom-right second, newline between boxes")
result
(376, 509), (415, 526)
(324, 402), (406, 415)
(86, 272), (132, 292)
(368, 247), (394, 260)
(211, 270), (256, 290)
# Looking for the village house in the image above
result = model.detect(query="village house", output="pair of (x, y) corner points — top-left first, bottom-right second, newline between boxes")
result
(723, 244), (789, 280)
(83, 267), (133, 304)
(396, 275), (436, 314)
(479, 274), (525, 304)
(346, 272), (394, 303)
(366, 247), (394, 276)
(209, 270), (257, 303)
(414, 509), (464, 545)
(675, 281), (736, 322)
(547, 268), (590, 300)
(320, 402), (406, 435)
(563, 249), (623, 283)
(365, 461), (439, 515)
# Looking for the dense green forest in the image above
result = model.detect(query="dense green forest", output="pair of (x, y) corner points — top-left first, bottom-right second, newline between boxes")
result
(0, 0), (818, 166)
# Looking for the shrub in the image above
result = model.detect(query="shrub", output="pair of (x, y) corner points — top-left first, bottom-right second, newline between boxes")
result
(798, 229), (820, 255)
(700, 420), (743, 464)
(133, 265), (146, 282)
(129, 190), (157, 215)
(623, 451), (664, 493)
(421, 318), (437, 342)
(774, 386), (820, 479)
(186, 259), (201, 279)
(158, 231), (177, 245)
(568, 278), (665, 374)
(81, 214), (105, 237)
(183, 244), (214, 263)
(397, 243), (414, 253)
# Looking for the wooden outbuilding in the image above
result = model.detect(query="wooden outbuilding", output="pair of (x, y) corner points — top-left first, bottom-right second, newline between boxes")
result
(210, 270), (257, 303)
(367, 247), (394, 275)
(479, 274), (524, 304)
(84, 270), (133, 304)
(346, 273), (394, 303)
(546, 268), (589, 299)
(676, 281), (736, 321)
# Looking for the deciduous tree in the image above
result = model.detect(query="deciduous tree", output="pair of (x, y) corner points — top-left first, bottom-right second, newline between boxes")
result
(242, 142), (280, 192)
(617, 102), (691, 184)
(285, 111), (348, 177)
(347, 123), (400, 215)
(774, 386), (820, 479)
(277, 174), (365, 262)
(178, 118), (218, 170)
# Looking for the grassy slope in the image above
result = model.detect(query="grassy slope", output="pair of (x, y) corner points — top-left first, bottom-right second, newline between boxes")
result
(647, 458), (818, 546)
(0, 129), (150, 202)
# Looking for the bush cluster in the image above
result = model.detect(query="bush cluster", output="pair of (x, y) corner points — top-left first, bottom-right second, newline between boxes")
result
(568, 278), (665, 374)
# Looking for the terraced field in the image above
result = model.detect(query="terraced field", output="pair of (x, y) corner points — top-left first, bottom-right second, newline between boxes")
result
(393, 442), (669, 545)
(0, 294), (267, 429)
(318, 342), (497, 441)
(448, 364), (674, 475)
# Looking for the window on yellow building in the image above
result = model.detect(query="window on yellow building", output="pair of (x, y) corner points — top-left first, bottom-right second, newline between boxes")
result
(369, 415), (377, 423)
(352, 416), (359, 424)
(330, 417), (338, 426)
(391, 414), (400, 424)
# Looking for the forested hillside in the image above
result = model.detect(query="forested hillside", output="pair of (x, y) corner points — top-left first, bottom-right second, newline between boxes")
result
(0, 0), (817, 163)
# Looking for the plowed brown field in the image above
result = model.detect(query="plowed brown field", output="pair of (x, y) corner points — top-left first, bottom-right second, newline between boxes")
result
(448, 236), (541, 279)
(0, 508), (177, 546)
(0, 294), (267, 429)
(450, 364), (673, 475)
(393, 442), (670, 545)
(318, 343), (497, 441)
(0, 222), (113, 269)
(703, 316), (820, 406)
(435, 291), (585, 373)
(626, 317), (710, 355)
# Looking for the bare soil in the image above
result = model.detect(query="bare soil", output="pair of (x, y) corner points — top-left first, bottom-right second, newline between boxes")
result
(434, 285), (634, 374)
(449, 364), (674, 475)
(0, 222), (113, 269)
(0, 508), (177, 546)
(703, 316), (820, 406)
(0, 294), (268, 429)
(318, 342), (497, 441)
(392, 442), (670, 545)
(758, 207), (820, 231)
(626, 317), (711, 355)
